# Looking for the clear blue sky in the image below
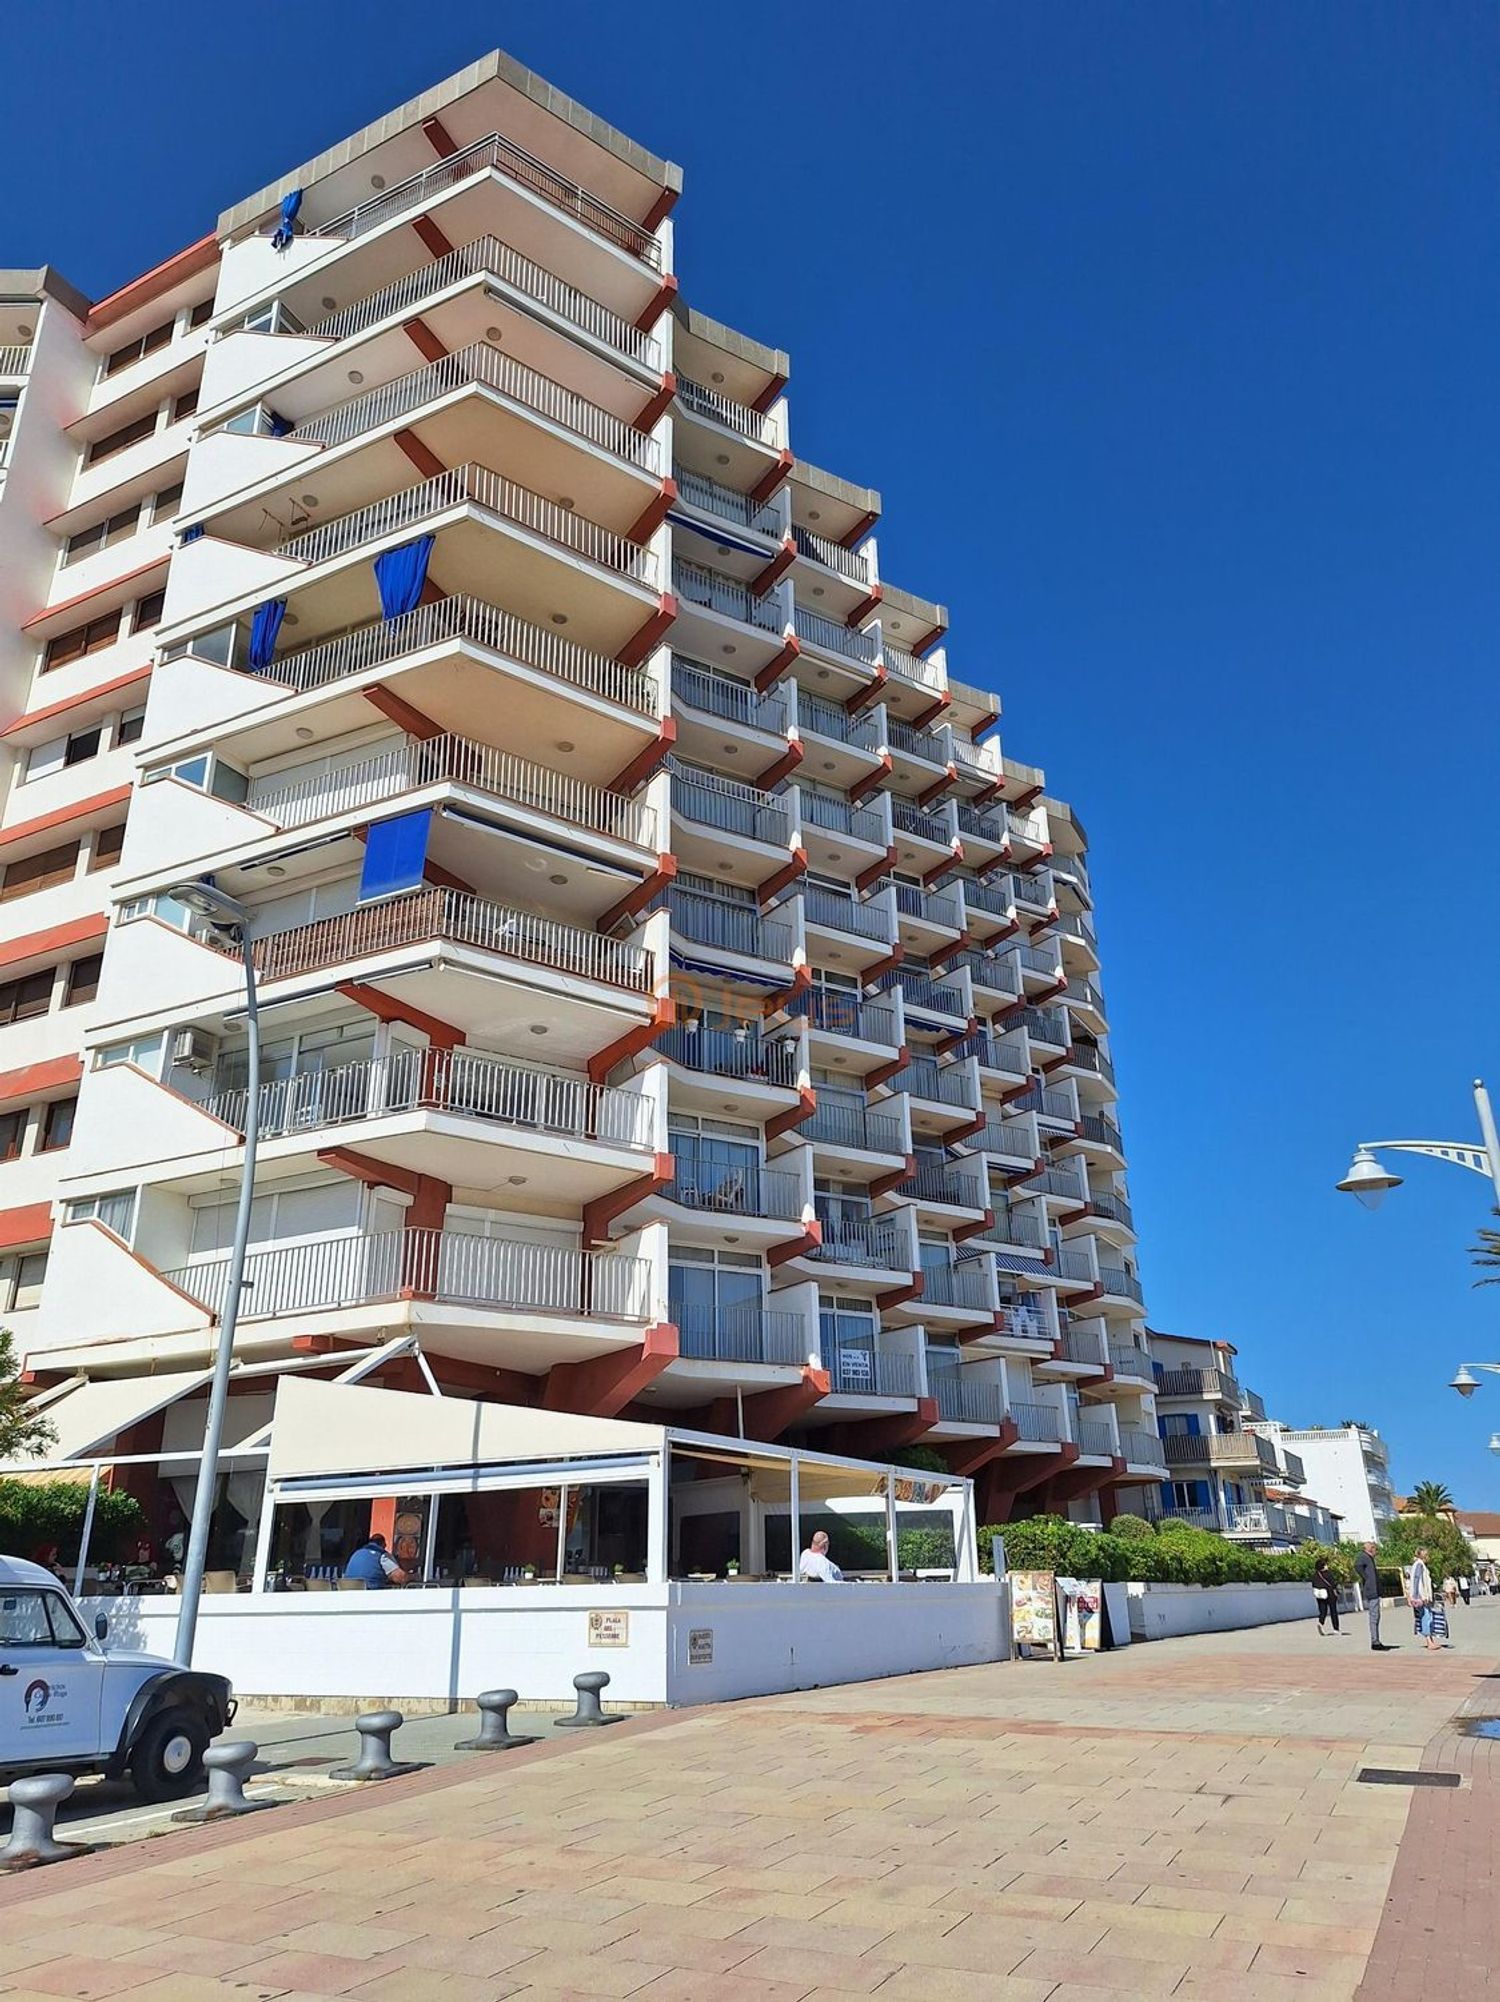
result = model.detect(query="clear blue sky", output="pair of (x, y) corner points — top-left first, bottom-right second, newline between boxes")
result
(8, 3), (1500, 1506)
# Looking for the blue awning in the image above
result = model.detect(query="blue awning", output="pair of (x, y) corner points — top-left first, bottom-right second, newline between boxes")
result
(360, 808), (432, 902)
(668, 949), (786, 990)
(666, 509), (774, 564)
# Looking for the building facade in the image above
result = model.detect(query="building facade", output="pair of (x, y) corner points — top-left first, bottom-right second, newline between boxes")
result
(0, 51), (1168, 1572)
(1251, 1422), (1395, 1545)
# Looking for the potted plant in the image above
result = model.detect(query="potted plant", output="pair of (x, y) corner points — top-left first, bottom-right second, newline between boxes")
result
(726, 1558), (740, 1577)
(521, 1563), (536, 1582)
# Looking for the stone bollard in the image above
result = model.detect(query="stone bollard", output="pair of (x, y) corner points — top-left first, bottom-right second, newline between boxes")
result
(330, 1709), (417, 1781)
(173, 1740), (270, 1823)
(456, 1688), (535, 1752)
(0, 1774), (86, 1869)
(553, 1670), (620, 1729)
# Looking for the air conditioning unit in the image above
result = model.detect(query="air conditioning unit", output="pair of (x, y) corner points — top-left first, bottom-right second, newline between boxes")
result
(172, 1027), (220, 1073)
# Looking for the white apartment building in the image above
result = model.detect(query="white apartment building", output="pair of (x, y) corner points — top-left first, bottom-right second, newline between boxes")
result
(0, 50), (1167, 1577)
(1247, 1420), (1396, 1545)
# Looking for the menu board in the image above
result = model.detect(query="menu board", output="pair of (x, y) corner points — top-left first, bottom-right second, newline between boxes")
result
(1009, 1571), (1060, 1657)
(1057, 1577), (1103, 1654)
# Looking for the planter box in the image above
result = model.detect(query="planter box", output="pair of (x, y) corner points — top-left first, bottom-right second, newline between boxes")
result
(1125, 1580), (1314, 1641)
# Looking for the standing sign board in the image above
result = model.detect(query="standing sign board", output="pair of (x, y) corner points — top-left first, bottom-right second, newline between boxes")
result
(1009, 1571), (1060, 1658)
(1057, 1577), (1103, 1654)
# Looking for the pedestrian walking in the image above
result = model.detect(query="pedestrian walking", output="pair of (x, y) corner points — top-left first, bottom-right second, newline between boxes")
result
(1354, 1542), (1388, 1650)
(1408, 1547), (1442, 1652)
(1459, 1574), (1472, 1606)
(1312, 1556), (1342, 1634)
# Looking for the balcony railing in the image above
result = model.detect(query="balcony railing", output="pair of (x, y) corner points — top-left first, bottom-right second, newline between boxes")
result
(277, 461), (655, 585)
(963, 881), (1016, 923)
(305, 233), (661, 367)
(1010, 1400), (1064, 1444)
(671, 656), (785, 734)
(1088, 1190), (1135, 1232)
(1156, 1367), (1241, 1403)
(1055, 1329), (1105, 1367)
(672, 557), (786, 634)
(675, 1304), (806, 1367)
(1014, 942), (1062, 980)
(221, 885), (653, 992)
(792, 989), (898, 1046)
(931, 1372), (1004, 1426)
(1067, 976), (1108, 1016)
(668, 889), (793, 964)
(311, 128), (663, 267)
(797, 690), (883, 752)
(669, 1154), (804, 1221)
(986, 1207), (1048, 1251)
(1226, 1503), (1296, 1540)
(167, 1228), (652, 1321)
(801, 885), (888, 941)
(246, 732), (656, 847)
(955, 951), (1020, 1001)
(792, 525), (870, 583)
(824, 1347), (919, 1399)
(888, 719), (945, 764)
(810, 1208), (905, 1269)
(921, 1261), (994, 1309)
(792, 604), (879, 666)
(1010, 869), (1056, 913)
(671, 766), (790, 846)
(673, 466), (782, 536)
(1010, 1083), (1078, 1124)
(890, 799), (950, 845)
(257, 592), (657, 716)
(675, 376), (777, 445)
(205, 1046), (654, 1151)
(995, 1294), (1052, 1343)
(1054, 1246), (1097, 1285)
(1096, 1264), (1145, 1305)
(962, 1029), (1030, 1076)
(894, 882), (961, 930)
(901, 1159), (987, 1210)
(1075, 1417), (1117, 1458)
(883, 642), (943, 692)
(900, 1057), (975, 1108)
(798, 790), (885, 846)
(1056, 911), (1098, 948)
(955, 801), (1006, 842)
(658, 1025), (799, 1087)
(1161, 1430), (1279, 1473)
(1006, 807), (1047, 846)
(287, 341), (660, 471)
(1109, 1343), (1155, 1380)
(0, 345), (32, 377)
(1016, 1007), (1070, 1048)
(1120, 1427), (1168, 1467)
(969, 1119), (1038, 1166)
(1079, 1112), (1125, 1153)
(1028, 1161), (1086, 1200)
(895, 971), (966, 1018)
(803, 1099), (904, 1155)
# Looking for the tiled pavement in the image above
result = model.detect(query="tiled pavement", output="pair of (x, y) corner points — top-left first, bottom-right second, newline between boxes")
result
(2, 1604), (1497, 2001)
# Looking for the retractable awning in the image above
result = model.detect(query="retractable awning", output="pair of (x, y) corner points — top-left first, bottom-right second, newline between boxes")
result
(19, 1367), (213, 1465)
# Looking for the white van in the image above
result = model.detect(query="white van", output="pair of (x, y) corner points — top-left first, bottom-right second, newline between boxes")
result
(0, 1556), (234, 1801)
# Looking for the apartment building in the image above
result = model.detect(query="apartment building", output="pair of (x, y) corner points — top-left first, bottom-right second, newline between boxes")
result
(1248, 1419), (1395, 1545)
(2, 50), (1167, 1572)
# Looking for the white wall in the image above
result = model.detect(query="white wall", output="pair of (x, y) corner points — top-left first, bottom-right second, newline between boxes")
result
(1125, 1581), (1315, 1640)
(1274, 1431), (1382, 1543)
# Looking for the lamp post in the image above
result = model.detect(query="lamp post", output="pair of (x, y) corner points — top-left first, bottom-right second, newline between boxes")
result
(169, 881), (260, 1668)
(1336, 1079), (1500, 1211)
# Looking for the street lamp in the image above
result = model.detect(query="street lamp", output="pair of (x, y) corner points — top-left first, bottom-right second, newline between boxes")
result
(1337, 1079), (1500, 1210)
(168, 881), (261, 1668)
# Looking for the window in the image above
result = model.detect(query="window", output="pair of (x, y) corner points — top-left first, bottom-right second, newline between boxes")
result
(119, 891), (195, 931)
(103, 319), (173, 376)
(0, 840), (80, 902)
(24, 726), (101, 782)
(40, 1097), (77, 1152)
(116, 707), (146, 747)
(171, 387), (199, 424)
(187, 299), (213, 330)
(62, 504), (141, 565)
(148, 482), (183, 524)
(0, 971), (55, 1024)
(64, 954), (103, 1006)
(130, 588), (166, 635)
(65, 726), (103, 767)
(0, 1591), (55, 1646)
(86, 410), (158, 465)
(97, 1032), (163, 1073)
(89, 823), (125, 873)
(0, 1251), (47, 1312)
(65, 1188), (136, 1239)
(0, 1110), (25, 1161)
(44, 611), (121, 671)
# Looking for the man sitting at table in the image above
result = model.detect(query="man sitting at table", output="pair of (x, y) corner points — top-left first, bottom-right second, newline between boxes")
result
(798, 1529), (844, 1583)
(343, 1533), (409, 1589)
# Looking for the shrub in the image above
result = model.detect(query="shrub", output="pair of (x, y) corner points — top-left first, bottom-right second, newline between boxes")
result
(0, 1478), (146, 1565)
(1108, 1513), (1155, 1542)
(979, 1513), (1351, 1589)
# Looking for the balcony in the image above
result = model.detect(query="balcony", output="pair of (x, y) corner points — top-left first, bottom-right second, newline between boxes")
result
(801, 884), (889, 942)
(931, 1372), (1005, 1427)
(1009, 869), (1057, 917)
(312, 129), (664, 268)
(245, 732), (656, 849)
(675, 1304), (806, 1368)
(1075, 1416), (1117, 1459)
(897, 1156), (988, 1214)
(962, 1029), (1030, 1082)
(824, 1347), (919, 1399)
(883, 641), (944, 695)
(802, 1099), (905, 1156)
(673, 466), (782, 539)
(1010, 1400), (1064, 1444)
(671, 656), (787, 739)
(985, 1207), (1049, 1255)
(890, 799), (951, 849)
(671, 766), (791, 849)
(792, 604), (879, 674)
(0, 345), (31, 377)
(658, 1026), (799, 1089)
(962, 880), (1018, 931)
(1087, 1190), (1135, 1234)
(668, 1154), (805, 1222)
(890, 718), (947, 768)
(792, 989), (900, 1052)
(1161, 1430), (1280, 1474)
(1155, 1365), (1242, 1403)
(1109, 1342), (1155, 1381)
(954, 950), (1021, 1006)
(676, 376), (779, 447)
(1009, 1082), (1079, 1128)
(792, 525), (872, 585)
(920, 1261), (996, 1312)
(894, 881), (962, 936)
(965, 1117), (1039, 1172)
(900, 1055), (977, 1111)
(894, 970), (967, 1020)
(809, 1208), (907, 1271)
(167, 1228), (652, 1324)
(672, 557), (785, 633)
(1120, 1427), (1169, 1469)
(1076, 1111), (1125, 1156)
(797, 790), (886, 849)
(1015, 1006), (1070, 1051)
(1096, 1264), (1145, 1306)
(668, 889), (793, 968)
(222, 885), (653, 994)
(796, 691), (883, 756)
(1226, 1503), (1298, 1542)
(995, 1294), (1055, 1344)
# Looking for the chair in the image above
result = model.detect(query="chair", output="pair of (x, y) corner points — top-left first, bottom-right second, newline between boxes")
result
(203, 1571), (238, 1595)
(459, 1576), (495, 1588)
(303, 1577), (333, 1592)
(335, 1577), (367, 1592)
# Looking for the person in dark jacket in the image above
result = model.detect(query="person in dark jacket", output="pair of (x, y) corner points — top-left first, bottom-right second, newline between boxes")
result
(1354, 1542), (1388, 1650)
(1312, 1556), (1342, 1634)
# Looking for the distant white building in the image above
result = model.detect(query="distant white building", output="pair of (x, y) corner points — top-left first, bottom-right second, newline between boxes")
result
(1246, 1422), (1396, 1545)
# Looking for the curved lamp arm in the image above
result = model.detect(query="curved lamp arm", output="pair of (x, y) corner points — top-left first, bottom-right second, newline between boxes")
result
(1360, 1140), (1493, 1177)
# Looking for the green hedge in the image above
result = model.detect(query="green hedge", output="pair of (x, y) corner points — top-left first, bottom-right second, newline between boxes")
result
(0, 1478), (145, 1565)
(978, 1514), (1358, 1587)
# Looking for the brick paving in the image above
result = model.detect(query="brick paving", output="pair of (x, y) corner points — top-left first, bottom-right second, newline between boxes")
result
(1, 1604), (1497, 2001)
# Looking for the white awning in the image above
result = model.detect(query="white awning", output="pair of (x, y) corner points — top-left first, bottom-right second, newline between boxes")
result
(18, 1368), (213, 1465)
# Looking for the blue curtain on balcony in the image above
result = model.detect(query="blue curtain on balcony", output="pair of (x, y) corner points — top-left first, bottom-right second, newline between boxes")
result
(373, 536), (435, 621)
(359, 808), (432, 902)
(266, 410), (293, 439)
(271, 189), (303, 251)
(247, 598), (287, 673)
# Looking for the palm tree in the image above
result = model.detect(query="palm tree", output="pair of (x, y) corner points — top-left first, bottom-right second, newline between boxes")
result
(1470, 1208), (1500, 1286)
(1410, 1480), (1455, 1516)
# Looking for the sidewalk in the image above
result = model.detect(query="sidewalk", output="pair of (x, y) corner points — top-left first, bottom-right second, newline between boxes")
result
(1, 1600), (1496, 2001)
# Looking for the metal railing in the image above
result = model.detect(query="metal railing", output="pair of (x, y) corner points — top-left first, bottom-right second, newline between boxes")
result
(900, 1057), (976, 1108)
(1079, 1112), (1125, 1153)
(797, 789), (885, 846)
(1010, 1400), (1064, 1444)
(962, 1029), (1029, 1076)
(1010, 1083), (1077, 1123)
(672, 557), (785, 633)
(802, 1100), (904, 1154)
(931, 1372), (1004, 1426)
(205, 1046), (653, 1150)
(796, 690), (883, 752)
(1006, 807), (1047, 846)
(1056, 1329), (1106, 1367)
(1160, 1430), (1279, 1472)
(1109, 1344), (1155, 1380)
(801, 885), (888, 940)
(216, 885), (653, 992)
(247, 733), (656, 847)
(673, 466), (781, 536)
(1156, 1366), (1240, 1402)
(824, 1347), (919, 1399)
(167, 1227), (652, 1321)
(969, 1119), (1037, 1165)
(1067, 976), (1108, 1016)
(1027, 1160), (1086, 1199)
(792, 990), (898, 1046)
(671, 656), (786, 734)
(278, 461), (655, 585)
(921, 1262), (994, 1309)
(675, 376), (777, 444)
(1075, 1418), (1116, 1458)
(883, 641), (944, 692)
(896, 971), (966, 1017)
(810, 1209), (905, 1268)
(311, 129), (663, 266)
(1088, 1190), (1135, 1232)
(1054, 1246), (1097, 1285)
(987, 1207), (1047, 1250)
(956, 801), (1006, 842)
(890, 799), (950, 845)
(957, 951), (1021, 999)
(658, 1026), (798, 1087)
(1226, 1503), (1296, 1540)
(995, 1295), (1053, 1343)
(0, 345), (31, 377)
(288, 341), (659, 470)
(962, 880), (1016, 922)
(1010, 869), (1056, 912)
(894, 882), (961, 930)
(676, 1304), (806, 1366)
(671, 766), (789, 846)
(669, 888), (793, 963)
(792, 604), (879, 666)
(1120, 1427), (1168, 1466)
(1056, 910), (1098, 948)
(1015, 942), (1062, 980)
(305, 233), (661, 367)
(792, 524), (870, 582)
(1016, 1007), (1069, 1048)
(1096, 1265), (1144, 1304)
(669, 1154), (804, 1220)
(901, 1159), (987, 1210)
(889, 718), (946, 763)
